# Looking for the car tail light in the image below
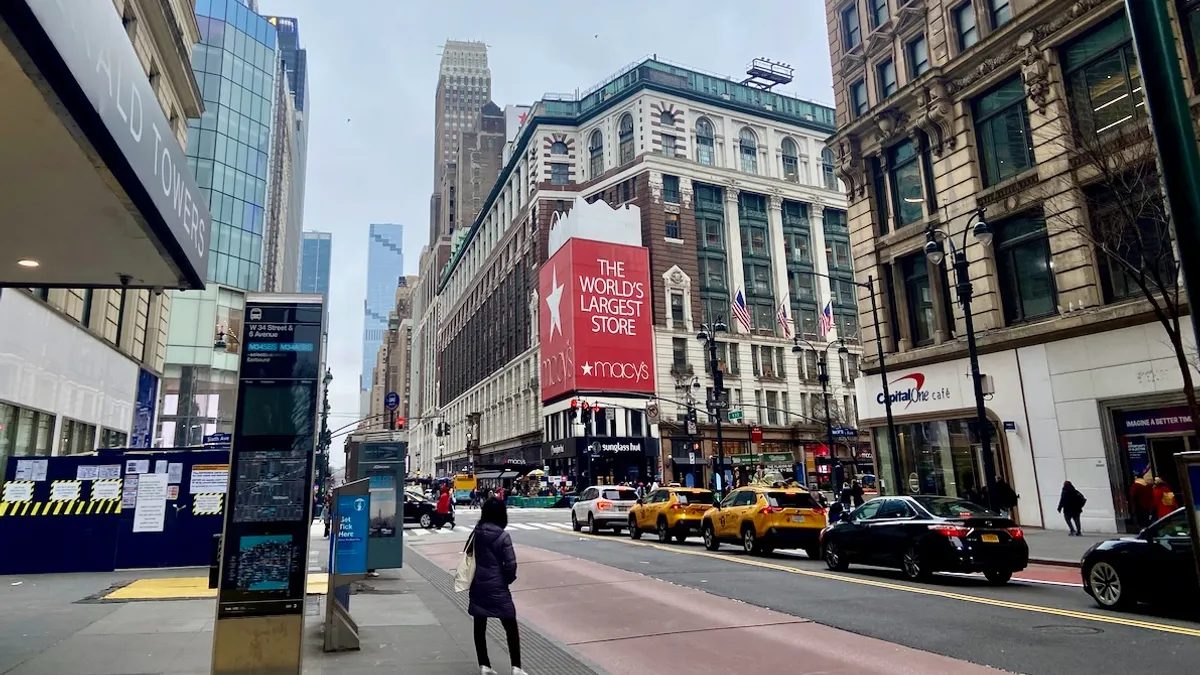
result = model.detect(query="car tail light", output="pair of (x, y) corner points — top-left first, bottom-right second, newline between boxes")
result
(596, 500), (612, 511)
(1006, 527), (1024, 539)
(669, 503), (685, 510)
(759, 506), (784, 515)
(812, 507), (826, 515)
(928, 524), (970, 537)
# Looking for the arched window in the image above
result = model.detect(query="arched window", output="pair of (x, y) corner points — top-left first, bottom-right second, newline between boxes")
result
(618, 113), (635, 164)
(739, 127), (758, 174)
(695, 117), (715, 165)
(588, 130), (604, 177)
(550, 140), (568, 155)
(659, 110), (676, 125)
(781, 138), (799, 183)
(821, 148), (838, 190)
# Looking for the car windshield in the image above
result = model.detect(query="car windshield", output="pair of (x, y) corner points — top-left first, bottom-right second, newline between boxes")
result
(675, 491), (713, 504)
(767, 491), (817, 508)
(912, 496), (999, 518)
(1145, 509), (1189, 538)
(603, 489), (639, 501)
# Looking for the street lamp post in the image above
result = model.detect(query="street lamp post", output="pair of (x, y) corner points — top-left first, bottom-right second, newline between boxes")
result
(925, 209), (998, 510)
(697, 321), (728, 499)
(793, 337), (848, 490)
(317, 369), (333, 491)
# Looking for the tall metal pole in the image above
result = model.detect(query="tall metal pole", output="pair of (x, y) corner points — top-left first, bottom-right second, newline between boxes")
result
(710, 337), (726, 499)
(819, 356), (837, 490)
(868, 275), (902, 495)
(1126, 1), (1200, 347)
(954, 250), (998, 512)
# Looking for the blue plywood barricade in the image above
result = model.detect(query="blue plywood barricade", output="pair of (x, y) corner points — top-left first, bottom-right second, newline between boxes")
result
(0, 448), (230, 575)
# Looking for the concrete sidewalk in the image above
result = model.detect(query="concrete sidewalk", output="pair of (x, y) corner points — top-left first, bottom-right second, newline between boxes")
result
(409, 540), (1012, 675)
(1024, 529), (1112, 566)
(0, 565), (532, 675)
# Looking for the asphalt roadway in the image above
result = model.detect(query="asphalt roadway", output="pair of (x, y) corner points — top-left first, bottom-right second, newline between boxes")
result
(434, 509), (1200, 675)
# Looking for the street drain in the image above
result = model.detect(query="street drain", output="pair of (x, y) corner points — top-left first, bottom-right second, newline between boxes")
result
(1034, 624), (1104, 635)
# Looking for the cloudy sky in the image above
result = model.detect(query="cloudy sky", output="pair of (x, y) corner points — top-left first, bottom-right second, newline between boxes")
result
(257, 0), (833, 450)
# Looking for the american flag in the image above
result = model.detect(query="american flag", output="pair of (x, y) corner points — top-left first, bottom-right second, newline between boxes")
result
(776, 299), (792, 338)
(731, 288), (753, 332)
(818, 299), (834, 336)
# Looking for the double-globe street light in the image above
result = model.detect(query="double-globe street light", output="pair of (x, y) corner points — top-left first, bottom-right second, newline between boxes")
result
(924, 208), (999, 510)
(696, 320), (729, 499)
(792, 336), (848, 490)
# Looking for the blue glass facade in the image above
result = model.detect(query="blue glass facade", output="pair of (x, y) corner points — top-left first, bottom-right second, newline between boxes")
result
(300, 232), (332, 297)
(187, 0), (278, 291)
(362, 224), (404, 395)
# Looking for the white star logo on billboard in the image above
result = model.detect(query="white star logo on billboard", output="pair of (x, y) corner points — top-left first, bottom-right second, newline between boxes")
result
(545, 267), (564, 338)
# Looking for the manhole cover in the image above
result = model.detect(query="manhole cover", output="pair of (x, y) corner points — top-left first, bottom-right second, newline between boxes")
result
(1033, 624), (1104, 635)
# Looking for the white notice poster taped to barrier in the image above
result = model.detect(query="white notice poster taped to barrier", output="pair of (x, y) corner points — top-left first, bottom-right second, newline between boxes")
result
(133, 473), (169, 533)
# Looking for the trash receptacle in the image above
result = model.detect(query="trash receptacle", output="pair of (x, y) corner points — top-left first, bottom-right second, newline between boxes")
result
(208, 534), (222, 589)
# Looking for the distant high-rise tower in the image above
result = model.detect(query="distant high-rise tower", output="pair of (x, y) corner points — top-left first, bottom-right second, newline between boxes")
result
(362, 224), (405, 410)
(300, 231), (332, 298)
(431, 40), (490, 241)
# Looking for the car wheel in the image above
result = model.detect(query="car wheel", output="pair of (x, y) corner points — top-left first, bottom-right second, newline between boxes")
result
(902, 546), (932, 581)
(805, 546), (821, 561)
(1087, 561), (1131, 609)
(984, 570), (1013, 585)
(702, 524), (720, 551)
(419, 513), (433, 529)
(629, 516), (641, 539)
(742, 526), (760, 555)
(824, 541), (849, 571)
(571, 511), (581, 532)
(588, 513), (599, 533)
(657, 519), (670, 543)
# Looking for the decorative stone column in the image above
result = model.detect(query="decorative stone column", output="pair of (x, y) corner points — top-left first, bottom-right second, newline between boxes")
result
(810, 203), (835, 341)
(723, 187), (746, 332)
(766, 194), (790, 331)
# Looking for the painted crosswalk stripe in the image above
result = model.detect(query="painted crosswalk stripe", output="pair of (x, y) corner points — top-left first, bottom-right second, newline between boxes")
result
(509, 523), (538, 530)
(529, 523), (563, 530)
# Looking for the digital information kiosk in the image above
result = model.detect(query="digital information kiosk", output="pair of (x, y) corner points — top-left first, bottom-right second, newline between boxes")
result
(210, 294), (324, 675)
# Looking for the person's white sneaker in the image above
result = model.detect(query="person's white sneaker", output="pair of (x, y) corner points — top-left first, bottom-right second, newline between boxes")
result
(480, 667), (498, 675)
(512, 668), (529, 675)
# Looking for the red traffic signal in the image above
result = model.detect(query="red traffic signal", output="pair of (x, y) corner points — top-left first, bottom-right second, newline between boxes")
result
(396, 416), (406, 429)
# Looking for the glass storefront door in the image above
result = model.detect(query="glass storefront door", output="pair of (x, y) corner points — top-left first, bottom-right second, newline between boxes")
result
(875, 417), (1006, 502)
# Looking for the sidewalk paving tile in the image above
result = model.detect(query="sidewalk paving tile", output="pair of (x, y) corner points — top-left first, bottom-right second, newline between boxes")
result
(77, 600), (213, 635)
(1024, 529), (1112, 565)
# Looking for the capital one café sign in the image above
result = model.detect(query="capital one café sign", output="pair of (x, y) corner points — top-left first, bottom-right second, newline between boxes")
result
(539, 237), (656, 401)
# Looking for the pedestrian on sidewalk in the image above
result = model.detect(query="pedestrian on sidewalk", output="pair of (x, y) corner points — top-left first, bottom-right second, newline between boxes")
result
(1153, 477), (1177, 520)
(1056, 480), (1087, 536)
(469, 497), (527, 675)
(1129, 473), (1155, 528)
(990, 475), (1019, 519)
(436, 485), (456, 530)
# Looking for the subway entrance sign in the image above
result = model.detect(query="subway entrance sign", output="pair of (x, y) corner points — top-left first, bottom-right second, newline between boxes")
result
(211, 294), (325, 675)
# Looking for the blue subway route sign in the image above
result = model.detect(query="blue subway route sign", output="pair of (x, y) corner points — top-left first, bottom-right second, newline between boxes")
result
(247, 342), (316, 352)
(334, 494), (370, 576)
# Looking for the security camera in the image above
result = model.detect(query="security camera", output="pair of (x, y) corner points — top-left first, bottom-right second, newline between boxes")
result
(152, 286), (164, 297)
(118, 274), (132, 287)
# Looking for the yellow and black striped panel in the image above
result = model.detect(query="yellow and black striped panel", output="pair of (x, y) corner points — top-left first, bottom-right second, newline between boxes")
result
(0, 498), (122, 517)
(193, 493), (224, 515)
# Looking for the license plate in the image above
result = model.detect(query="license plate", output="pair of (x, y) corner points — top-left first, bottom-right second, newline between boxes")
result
(981, 533), (1000, 543)
(790, 515), (805, 523)
(615, 506), (627, 512)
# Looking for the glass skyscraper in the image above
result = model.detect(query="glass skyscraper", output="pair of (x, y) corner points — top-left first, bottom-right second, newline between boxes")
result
(362, 224), (404, 403)
(300, 231), (332, 297)
(186, 0), (278, 291)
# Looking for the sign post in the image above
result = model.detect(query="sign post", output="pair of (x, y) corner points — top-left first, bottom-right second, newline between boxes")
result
(210, 294), (325, 675)
(324, 478), (370, 652)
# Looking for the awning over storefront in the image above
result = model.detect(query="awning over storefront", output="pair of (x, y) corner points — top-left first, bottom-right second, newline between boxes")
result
(0, 0), (210, 288)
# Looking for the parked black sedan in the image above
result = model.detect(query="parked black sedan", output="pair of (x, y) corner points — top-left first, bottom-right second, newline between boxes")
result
(820, 496), (1029, 584)
(1082, 507), (1198, 610)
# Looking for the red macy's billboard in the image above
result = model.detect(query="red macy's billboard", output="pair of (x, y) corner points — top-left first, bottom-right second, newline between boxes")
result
(540, 238), (656, 401)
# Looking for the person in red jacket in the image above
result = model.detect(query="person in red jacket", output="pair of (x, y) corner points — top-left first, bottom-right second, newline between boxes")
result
(1153, 477), (1178, 520)
(436, 485), (455, 529)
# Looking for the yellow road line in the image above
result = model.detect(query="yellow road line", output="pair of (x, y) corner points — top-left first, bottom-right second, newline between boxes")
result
(570, 530), (1200, 638)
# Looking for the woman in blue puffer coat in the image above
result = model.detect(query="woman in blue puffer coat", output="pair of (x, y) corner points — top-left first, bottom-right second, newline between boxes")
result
(469, 497), (527, 675)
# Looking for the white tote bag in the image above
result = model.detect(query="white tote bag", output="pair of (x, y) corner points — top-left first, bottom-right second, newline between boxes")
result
(453, 531), (477, 592)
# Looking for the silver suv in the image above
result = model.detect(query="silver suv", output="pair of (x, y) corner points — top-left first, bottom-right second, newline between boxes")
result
(571, 485), (639, 534)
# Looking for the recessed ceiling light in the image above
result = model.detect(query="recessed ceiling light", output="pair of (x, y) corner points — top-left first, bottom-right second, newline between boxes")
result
(16, 259), (39, 268)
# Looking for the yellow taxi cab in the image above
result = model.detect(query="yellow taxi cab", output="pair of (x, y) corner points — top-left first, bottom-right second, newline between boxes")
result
(627, 487), (715, 543)
(701, 485), (826, 557)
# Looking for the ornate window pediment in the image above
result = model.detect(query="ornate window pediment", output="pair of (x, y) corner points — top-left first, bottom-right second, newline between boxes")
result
(893, 0), (926, 34)
(864, 23), (896, 58)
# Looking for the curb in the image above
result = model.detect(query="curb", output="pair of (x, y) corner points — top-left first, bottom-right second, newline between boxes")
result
(1030, 557), (1081, 569)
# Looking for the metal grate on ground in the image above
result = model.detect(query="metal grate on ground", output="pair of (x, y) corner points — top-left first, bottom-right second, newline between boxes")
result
(404, 550), (605, 675)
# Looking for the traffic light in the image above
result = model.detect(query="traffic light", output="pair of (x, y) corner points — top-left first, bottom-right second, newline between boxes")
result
(569, 398), (579, 422)
(580, 401), (593, 425)
(396, 416), (406, 430)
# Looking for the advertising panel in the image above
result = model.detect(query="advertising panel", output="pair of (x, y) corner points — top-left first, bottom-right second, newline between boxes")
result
(540, 238), (655, 401)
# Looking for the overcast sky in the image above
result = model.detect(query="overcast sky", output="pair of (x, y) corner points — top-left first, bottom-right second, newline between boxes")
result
(257, 0), (833, 457)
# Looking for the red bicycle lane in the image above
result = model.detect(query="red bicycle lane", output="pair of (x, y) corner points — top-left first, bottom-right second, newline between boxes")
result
(413, 541), (1011, 675)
